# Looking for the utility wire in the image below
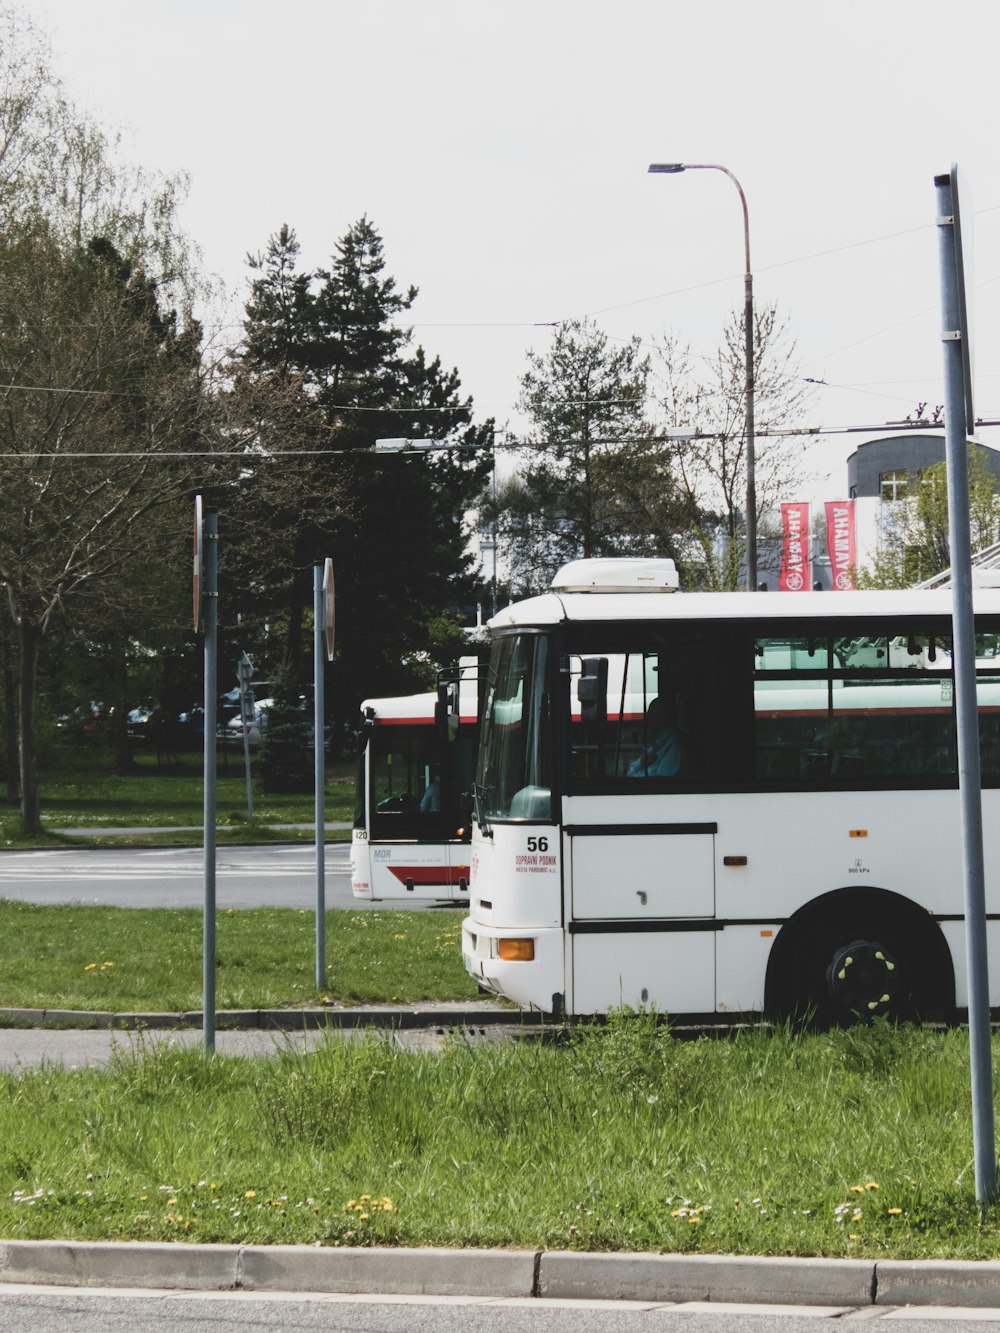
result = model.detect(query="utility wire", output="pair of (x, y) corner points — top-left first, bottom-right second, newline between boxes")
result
(3, 416), (999, 459)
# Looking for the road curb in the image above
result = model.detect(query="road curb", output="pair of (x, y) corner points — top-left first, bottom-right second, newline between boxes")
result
(2, 1240), (1000, 1307)
(537, 1250), (876, 1305)
(875, 1258), (1000, 1307)
(0, 1004), (540, 1032)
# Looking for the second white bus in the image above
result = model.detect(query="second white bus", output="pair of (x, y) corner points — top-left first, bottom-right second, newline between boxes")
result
(351, 657), (481, 903)
(462, 558), (1000, 1024)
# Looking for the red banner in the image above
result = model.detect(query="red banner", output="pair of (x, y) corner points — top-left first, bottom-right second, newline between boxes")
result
(779, 502), (810, 591)
(825, 500), (857, 590)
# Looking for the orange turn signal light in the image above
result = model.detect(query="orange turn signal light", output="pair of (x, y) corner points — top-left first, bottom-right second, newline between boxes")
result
(498, 938), (535, 962)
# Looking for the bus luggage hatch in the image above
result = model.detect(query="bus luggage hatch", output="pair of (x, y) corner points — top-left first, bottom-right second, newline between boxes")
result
(567, 825), (716, 1014)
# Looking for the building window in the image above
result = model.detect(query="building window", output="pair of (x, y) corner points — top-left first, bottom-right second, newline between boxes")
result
(880, 470), (909, 503)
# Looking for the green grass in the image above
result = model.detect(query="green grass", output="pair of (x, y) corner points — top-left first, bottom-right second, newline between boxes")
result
(0, 749), (356, 846)
(0, 903), (477, 1011)
(0, 1015), (997, 1256)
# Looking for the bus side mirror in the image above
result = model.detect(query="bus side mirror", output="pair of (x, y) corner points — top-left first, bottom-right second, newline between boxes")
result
(578, 657), (608, 725)
(436, 681), (459, 739)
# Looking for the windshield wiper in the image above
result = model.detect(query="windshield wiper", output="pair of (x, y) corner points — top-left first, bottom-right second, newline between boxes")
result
(471, 782), (492, 837)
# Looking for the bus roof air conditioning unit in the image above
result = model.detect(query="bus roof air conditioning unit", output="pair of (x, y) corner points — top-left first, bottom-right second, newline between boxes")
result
(551, 558), (680, 593)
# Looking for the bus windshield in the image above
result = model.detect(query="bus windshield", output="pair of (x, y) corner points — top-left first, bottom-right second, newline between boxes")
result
(476, 633), (551, 820)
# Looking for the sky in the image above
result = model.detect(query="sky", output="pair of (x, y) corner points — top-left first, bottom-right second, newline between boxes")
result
(22, 0), (1000, 502)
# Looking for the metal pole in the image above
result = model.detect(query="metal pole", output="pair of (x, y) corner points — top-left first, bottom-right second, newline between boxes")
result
(647, 162), (756, 590)
(743, 264), (757, 592)
(491, 431), (498, 618)
(935, 168), (995, 1203)
(314, 563), (326, 989)
(238, 653), (254, 823)
(202, 507), (218, 1054)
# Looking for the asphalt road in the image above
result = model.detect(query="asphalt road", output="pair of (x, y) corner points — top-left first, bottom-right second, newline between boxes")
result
(1, 1288), (996, 1333)
(0, 843), (460, 911)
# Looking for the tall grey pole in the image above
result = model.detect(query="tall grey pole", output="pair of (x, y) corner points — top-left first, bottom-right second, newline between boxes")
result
(935, 167), (995, 1203)
(313, 563), (326, 989)
(647, 162), (756, 589)
(743, 264), (757, 591)
(202, 507), (218, 1054)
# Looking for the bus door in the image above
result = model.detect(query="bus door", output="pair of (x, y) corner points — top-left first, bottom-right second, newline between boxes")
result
(564, 650), (717, 1014)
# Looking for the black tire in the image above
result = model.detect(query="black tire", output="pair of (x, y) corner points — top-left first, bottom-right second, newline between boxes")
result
(766, 891), (954, 1028)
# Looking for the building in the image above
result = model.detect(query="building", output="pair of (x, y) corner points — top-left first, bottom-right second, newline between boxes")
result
(762, 434), (1000, 591)
(846, 434), (1000, 502)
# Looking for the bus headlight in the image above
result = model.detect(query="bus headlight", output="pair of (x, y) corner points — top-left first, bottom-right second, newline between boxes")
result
(498, 938), (535, 962)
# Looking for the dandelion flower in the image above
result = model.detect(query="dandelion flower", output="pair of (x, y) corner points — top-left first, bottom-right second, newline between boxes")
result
(887, 1207), (903, 1216)
(865, 1182), (880, 1191)
(245, 1190), (257, 1199)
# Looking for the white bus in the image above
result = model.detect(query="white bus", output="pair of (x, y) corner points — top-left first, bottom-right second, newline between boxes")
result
(351, 657), (482, 903)
(461, 558), (1000, 1024)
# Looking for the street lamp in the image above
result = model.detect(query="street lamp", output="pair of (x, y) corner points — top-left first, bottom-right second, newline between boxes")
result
(648, 162), (757, 591)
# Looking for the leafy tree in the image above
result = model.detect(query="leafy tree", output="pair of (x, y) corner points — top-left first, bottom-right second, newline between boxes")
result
(651, 304), (811, 589)
(0, 14), (211, 829)
(498, 317), (686, 595)
(858, 455), (1000, 588)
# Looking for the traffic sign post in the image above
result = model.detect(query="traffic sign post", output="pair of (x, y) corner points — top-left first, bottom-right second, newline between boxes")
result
(313, 561), (334, 989)
(237, 652), (254, 823)
(200, 504), (219, 1054)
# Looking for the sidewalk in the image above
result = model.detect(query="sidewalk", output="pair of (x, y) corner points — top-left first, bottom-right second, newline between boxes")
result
(0, 1001), (537, 1068)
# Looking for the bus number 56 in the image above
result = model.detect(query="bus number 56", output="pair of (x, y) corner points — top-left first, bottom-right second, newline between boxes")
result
(526, 836), (548, 853)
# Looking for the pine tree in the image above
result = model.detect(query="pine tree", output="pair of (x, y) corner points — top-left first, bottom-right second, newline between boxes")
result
(231, 217), (494, 726)
(499, 317), (684, 594)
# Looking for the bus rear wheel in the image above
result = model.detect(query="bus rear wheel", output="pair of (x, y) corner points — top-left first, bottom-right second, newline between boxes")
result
(826, 938), (900, 1021)
(767, 890), (954, 1029)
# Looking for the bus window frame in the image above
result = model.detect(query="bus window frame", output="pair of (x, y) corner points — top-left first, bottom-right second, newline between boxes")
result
(513, 612), (1000, 800)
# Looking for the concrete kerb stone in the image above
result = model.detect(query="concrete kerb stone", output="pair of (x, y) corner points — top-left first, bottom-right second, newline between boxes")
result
(875, 1259), (1000, 1307)
(0, 1239), (242, 1290)
(537, 1251), (876, 1307)
(238, 1244), (539, 1297)
(0, 1241), (538, 1299)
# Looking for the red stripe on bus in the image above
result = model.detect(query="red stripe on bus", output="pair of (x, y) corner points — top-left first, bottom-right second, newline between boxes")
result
(386, 865), (471, 886)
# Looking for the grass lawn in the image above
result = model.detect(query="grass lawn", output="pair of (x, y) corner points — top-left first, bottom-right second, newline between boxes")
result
(0, 1015), (997, 1257)
(0, 749), (356, 846)
(0, 902), (478, 1011)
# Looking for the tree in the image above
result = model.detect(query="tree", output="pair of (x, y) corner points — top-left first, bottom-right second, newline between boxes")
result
(651, 304), (811, 589)
(498, 317), (686, 595)
(858, 455), (1000, 588)
(0, 14), (211, 829)
(229, 217), (494, 725)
